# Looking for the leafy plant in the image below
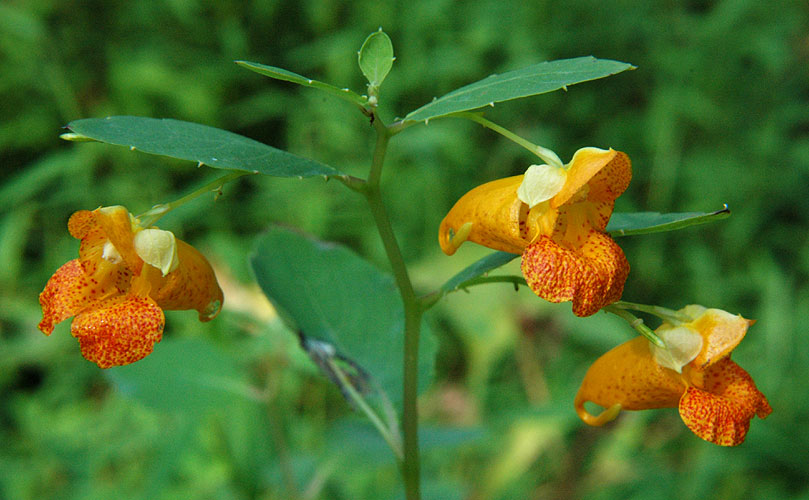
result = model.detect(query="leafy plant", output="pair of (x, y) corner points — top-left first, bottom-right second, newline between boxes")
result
(43, 28), (771, 500)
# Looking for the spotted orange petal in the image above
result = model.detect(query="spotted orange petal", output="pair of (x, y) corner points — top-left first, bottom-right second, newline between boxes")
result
(552, 148), (632, 208)
(67, 210), (96, 239)
(521, 231), (628, 317)
(70, 207), (143, 278)
(39, 259), (106, 335)
(574, 336), (686, 425)
(689, 310), (751, 369)
(71, 294), (165, 368)
(439, 176), (536, 255)
(145, 239), (224, 321)
(679, 358), (772, 446)
(69, 210), (114, 279)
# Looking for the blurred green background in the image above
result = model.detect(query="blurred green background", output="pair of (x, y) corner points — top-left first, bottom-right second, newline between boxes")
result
(2, 0), (808, 499)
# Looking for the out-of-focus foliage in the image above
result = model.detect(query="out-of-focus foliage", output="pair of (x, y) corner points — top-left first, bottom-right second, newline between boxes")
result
(2, 0), (807, 499)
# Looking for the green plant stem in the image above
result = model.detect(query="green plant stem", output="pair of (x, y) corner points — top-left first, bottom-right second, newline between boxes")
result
(456, 275), (527, 291)
(603, 305), (666, 347)
(452, 112), (563, 168)
(611, 300), (691, 324)
(137, 170), (251, 226)
(421, 275), (528, 310)
(362, 110), (423, 500)
(424, 272), (671, 350)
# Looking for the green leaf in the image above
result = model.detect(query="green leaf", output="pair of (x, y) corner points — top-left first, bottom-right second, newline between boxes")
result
(250, 227), (435, 408)
(236, 60), (367, 106)
(404, 57), (634, 123)
(106, 338), (259, 414)
(66, 116), (342, 177)
(440, 251), (519, 296)
(358, 29), (395, 88)
(607, 206), (731, 237)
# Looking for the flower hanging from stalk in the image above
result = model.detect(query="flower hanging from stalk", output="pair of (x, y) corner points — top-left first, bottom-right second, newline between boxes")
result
(39, 206), (224, 368)
(574, 305), (771, 446)
(439, 147), (631, 316)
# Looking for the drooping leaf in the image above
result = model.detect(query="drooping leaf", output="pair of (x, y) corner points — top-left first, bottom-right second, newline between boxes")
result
(404, 57), (634, 123)
(358, 29), (395, 88)
(607, 206), (731, 237)
(65, 116), (342, 177)
(250, 226), (435, 407)
(106, 338), (259, 414)
(106, 337), (273, 494)
(236, 60), (367, 106)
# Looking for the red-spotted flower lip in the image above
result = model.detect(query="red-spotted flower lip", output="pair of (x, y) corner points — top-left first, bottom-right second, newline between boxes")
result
(574, 306), (771, 446)
(38, 206), (224, 368)
(437, 148), (632, 316)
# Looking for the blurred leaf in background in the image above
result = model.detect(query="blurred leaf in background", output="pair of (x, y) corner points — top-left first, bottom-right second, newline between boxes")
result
(2, 0), (808, 499)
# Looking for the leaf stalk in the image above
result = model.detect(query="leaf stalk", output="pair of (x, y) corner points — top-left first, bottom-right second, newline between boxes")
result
(137, 170), (251, 227)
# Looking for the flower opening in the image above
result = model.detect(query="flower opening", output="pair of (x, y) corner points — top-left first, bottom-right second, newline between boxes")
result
(573, 306), (771, 446)
(39, 206), (224, 368)
(438, 147), (631, 316)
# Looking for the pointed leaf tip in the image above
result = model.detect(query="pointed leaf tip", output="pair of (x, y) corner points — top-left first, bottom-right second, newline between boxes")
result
(60, 132), (95, 142)
(606, 207), (731, 237)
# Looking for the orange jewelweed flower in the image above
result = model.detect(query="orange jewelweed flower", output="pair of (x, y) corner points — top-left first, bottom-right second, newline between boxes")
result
(439, 148), (631, 316)
(39, 206), (224, 368)
(574, 305), (772, 446)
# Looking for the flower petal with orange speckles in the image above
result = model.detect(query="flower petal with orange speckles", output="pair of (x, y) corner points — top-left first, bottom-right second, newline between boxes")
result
(521, 232), (629, 317)
(93, 206), (142, 273)
(146, 240), (224, 321)
(552, 148), (632, 208)
(678, 358), (772, 446)
(689, 309), (751, 369)
(579, 150), (632, 204)
(38, 259), (105, 335)
(70, 207), (143, 277)
(574, 337), (685, 421)
(438, 175), (536, 255)
(71, 294), (165, 368)
(67, 210), (96, 239)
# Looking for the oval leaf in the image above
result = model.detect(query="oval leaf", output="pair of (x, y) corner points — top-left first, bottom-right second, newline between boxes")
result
(607, 206), (731, 237)
(66, 116), (342, 177)
(236, 60), (367, 106)
(358, 29), (395, 87)
(250, 226), (435, 407)
(404, 57), (634, 123)
(106, 338), (258, 414)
